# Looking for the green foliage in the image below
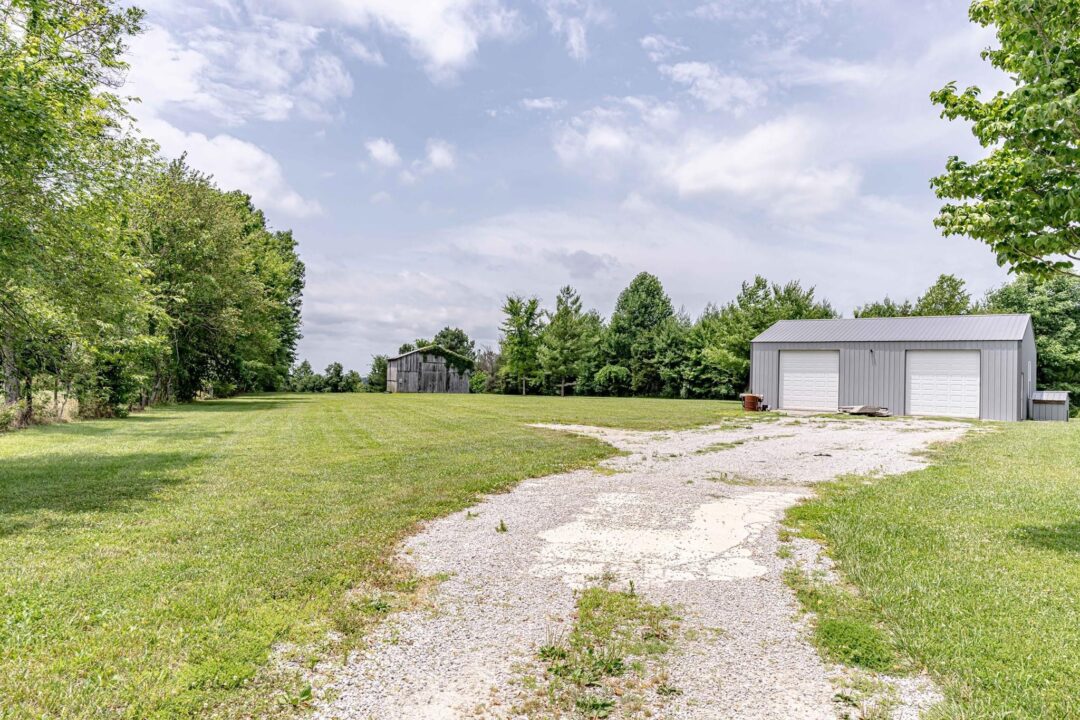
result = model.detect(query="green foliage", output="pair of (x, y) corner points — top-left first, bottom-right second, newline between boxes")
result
(499, 295), (544, 395)
(525, 584), (679, 718)
(593, 364), (631, 396)
(366, 355), (388, 393)
(469, 370), (488, 394)
(287, 359), (365, 393)
(137, 159), (305, 401)
(785, 568), (898, 672)
(913, 274), (971, 316)
(431, 327), (476, 360)
(855, 274), (972, 318)
(417, 346), (475, 375)
(539, 286), (588, 396)
(605, 273), (675, 396)
(931, 0), (1080, 277)
(985, 275), (1080, 404)
(854, 297), (915, 318)
(0, 6), (305, 423)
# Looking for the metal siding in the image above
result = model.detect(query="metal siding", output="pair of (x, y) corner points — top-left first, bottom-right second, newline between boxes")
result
(1020, 321), (1037, 419)
(751, 340), (1021, 420)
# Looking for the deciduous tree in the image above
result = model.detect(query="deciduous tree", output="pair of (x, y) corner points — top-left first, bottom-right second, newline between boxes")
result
(931, 0), (1080, 277)
(499, 295), (543, 395)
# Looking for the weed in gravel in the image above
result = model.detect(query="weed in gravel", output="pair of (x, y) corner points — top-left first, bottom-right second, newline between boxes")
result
(694, 439), (746, 454)
(496, 519), (508, 533)
(516, 585), (680, 718)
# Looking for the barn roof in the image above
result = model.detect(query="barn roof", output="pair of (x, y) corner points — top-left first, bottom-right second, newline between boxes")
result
(387, 345), (475, 368)
(752, 314), (1032, 344)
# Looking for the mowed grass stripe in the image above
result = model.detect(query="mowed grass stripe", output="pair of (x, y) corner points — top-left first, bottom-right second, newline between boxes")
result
(0, 393), (740, 719)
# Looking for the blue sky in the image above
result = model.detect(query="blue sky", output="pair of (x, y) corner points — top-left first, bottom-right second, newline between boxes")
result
(124, 0), (1008, 371)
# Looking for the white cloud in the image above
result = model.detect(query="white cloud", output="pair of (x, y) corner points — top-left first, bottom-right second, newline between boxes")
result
(339, 35), (386, 65)
(556, 98), (857, 218)
(691, 0), (839, 22)
(639, 34), (687, 63)
(424, 138), (456, 171)
(659, 62), (766, 114)
(262, 0), (520, 79)
(141, 116), (322, 218)
(521, 96), (567, 111)
(365, 137), (402, 167)
(662, 117), (860, 216)
(122, 23), (323, 219)
(369, 190), (392, 204)
(544, 0), (610, 61)
(125, 21), (353, 125)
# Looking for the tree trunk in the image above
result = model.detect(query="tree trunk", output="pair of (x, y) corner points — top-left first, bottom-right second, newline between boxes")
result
(521, 377), (526, 396)
(560, 380), (565, 397)
(21, 374), (32, 426)
(1, 329), (18, 405)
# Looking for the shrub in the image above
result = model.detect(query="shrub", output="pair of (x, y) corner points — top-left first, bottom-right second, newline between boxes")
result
(0, 401), (22, 431)
(469, 370), (488, 394)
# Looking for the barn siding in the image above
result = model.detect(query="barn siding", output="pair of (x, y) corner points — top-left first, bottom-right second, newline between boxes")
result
(751, 340), (1023, 421)
(386, 351), (470, 393)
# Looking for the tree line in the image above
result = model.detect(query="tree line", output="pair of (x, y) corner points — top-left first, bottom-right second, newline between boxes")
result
(1, 1), (304, 429)
(341, 271), (1078, 402)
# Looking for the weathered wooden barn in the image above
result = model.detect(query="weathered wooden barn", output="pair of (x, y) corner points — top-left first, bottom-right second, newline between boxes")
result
(386, 346), (472, 393)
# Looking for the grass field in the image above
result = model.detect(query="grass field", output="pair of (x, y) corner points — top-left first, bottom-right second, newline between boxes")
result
(787, 421), (1080, 719)
(0, 393), (742, 719)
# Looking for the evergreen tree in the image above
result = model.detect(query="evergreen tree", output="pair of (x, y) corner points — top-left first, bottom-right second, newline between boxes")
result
(539, 286), (587, 396)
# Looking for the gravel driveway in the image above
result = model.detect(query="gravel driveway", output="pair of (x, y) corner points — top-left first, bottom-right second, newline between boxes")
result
(313, 416), (969, 720)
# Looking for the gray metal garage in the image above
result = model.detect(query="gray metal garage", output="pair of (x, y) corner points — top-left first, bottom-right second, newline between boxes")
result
(749, 314), (1036, 421)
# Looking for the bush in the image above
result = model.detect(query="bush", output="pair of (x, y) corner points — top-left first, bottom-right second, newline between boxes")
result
(594, 365), (630, 396)
(210, 381), (238, 398)
(0, 401), (22, 431)
(469, 371), (488, 394)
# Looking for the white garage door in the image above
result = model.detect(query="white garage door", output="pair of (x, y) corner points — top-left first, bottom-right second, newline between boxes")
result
(907, 350), (980, 418)
(779, 351), (839, 411)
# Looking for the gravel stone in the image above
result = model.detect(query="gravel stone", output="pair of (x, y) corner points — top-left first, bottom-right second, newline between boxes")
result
(312, 417), (968, 720)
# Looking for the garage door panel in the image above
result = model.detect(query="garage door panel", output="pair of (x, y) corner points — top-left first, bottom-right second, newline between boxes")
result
(780, 351), (839, 411)
(907, 350), (980, 418)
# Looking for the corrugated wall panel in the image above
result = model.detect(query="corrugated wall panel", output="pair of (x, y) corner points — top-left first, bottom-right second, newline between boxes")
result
(751, 340), (1022, 420)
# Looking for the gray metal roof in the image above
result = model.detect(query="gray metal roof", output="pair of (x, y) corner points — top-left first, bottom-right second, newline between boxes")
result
(752, 314), (1032, 343)
(1032, 390), (1069, 402)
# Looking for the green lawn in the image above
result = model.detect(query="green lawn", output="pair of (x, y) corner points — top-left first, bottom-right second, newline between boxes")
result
(787, 421), (1080, 719)
(0, 393), (742, 719)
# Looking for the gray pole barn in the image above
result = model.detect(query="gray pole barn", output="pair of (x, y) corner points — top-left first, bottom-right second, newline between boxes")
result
(749, 314), (1036, 421)
(386, 346), (472, 394)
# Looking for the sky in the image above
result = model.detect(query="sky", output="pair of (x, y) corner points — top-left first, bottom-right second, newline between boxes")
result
(122, 0), (1010, 372)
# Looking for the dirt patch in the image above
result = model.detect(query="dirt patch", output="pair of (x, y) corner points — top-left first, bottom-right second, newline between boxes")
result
(311, 417), (968, 719)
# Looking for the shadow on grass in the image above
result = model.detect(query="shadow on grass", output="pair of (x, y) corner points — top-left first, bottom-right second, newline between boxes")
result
(0, 450), (211, 536)
(183, 396), (315, 413)
(1012, 521), (1080, 555)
